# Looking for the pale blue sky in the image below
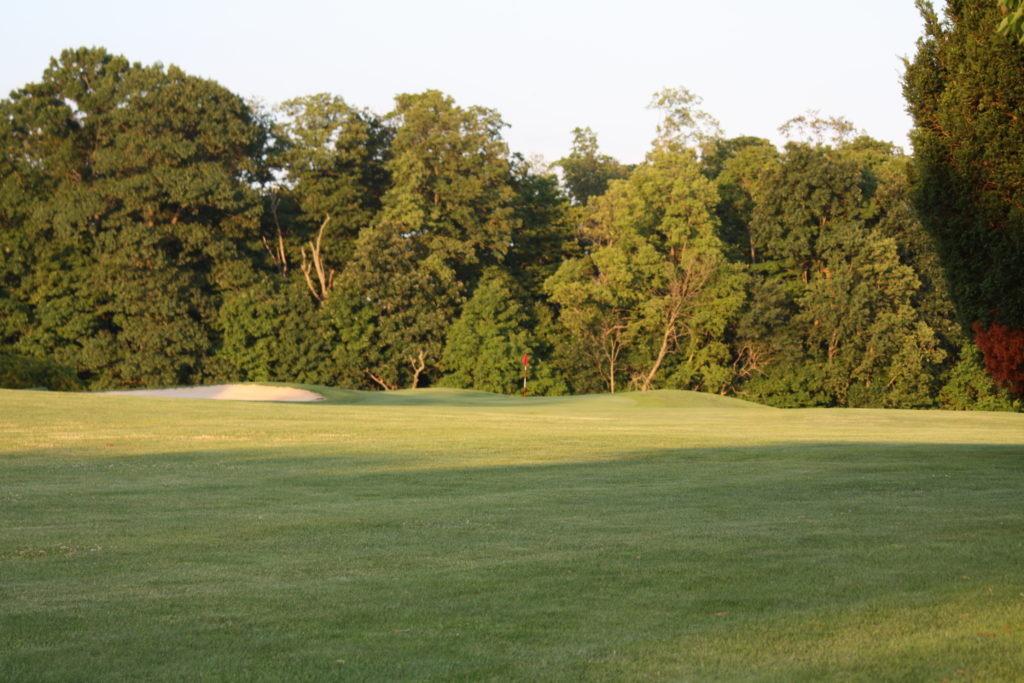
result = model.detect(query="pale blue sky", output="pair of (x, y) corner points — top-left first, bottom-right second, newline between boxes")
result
(3, 0), (941, 164)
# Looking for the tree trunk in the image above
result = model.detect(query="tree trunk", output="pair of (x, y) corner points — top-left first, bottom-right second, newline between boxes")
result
(367, 370), (394, 391)
(301, 214), (334, 305)
(642, 320), (676, 391)
(263, 195), (289, 275)
(409, 349), (427, 388)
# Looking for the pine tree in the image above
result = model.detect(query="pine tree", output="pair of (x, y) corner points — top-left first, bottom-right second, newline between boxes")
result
(904, 0), (1024, 395)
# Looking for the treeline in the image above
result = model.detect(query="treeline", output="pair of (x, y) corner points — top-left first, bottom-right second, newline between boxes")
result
(0, 46), (1017, 409)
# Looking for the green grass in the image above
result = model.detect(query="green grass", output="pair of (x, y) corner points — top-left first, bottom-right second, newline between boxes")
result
(2, 386), (1023, 681)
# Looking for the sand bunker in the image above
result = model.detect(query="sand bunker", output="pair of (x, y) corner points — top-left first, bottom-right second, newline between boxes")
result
(100, 384), (325, 402)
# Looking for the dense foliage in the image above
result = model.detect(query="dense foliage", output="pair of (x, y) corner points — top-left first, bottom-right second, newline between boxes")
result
(904, 0), (1024, 396)
(0, 45), (1018, 409)
(0, 48), (267, 389)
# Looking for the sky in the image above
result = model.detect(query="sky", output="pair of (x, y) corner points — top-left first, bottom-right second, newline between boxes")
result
(2, 0), (941, 165)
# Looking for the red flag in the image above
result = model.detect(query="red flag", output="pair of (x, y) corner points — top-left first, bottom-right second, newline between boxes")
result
(522, 353), (529, 367)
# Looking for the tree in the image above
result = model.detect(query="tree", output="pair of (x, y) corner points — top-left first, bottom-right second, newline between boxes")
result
(440, 269), (566, 395)
(332, 220), (462, 390)
(0, 352), (83, 390)
(939, 340), (1021, 409)
(554, 127), (631, 206)
(648, 86), (723, 152)
(997, 0), (1024, 42)
(871, 154), (964, 368)
(546, 149), (745, 393)
(904, 0), (1024, 395)
(217, 276), (338, 385)
(544, 243), (645, 394)
(504, 154), (580, 298)
(210, 95), (394, 384)
(740, 142), (946, 407)
(334, 90), (518, 389)
(778, 111), (862, 147)
(0, 47), (269, 388)
(702, 136), (779, 262)
(270, 94), (391, 291)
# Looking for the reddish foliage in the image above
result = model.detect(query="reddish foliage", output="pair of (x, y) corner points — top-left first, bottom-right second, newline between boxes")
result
(972, 318), (1024, 395)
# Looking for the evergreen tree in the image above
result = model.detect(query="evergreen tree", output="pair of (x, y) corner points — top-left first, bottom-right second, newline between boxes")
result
(997, 0), (1024, 43)
(904, 0), (1024, 394)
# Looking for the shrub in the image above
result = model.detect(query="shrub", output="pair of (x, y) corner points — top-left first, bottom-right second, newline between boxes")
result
(0, 352), (83, 391)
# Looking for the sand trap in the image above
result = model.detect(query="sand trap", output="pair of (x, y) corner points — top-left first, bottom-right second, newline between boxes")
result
(100, 384), (325, 402)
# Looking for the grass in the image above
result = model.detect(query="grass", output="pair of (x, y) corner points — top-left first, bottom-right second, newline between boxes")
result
(1, 386), (1023, 681)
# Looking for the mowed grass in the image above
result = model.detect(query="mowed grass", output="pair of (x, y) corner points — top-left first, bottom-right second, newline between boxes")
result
(1, 387), (1023, 681)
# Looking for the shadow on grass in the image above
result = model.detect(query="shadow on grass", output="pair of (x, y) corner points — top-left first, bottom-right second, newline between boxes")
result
(3, 440), (1024, 680)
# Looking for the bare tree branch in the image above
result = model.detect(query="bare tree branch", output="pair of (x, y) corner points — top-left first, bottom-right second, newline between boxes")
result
(366, 369), (395, 391)
(300, 214), (335, 305)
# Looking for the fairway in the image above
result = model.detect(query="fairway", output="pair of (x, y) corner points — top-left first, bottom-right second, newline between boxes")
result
(2, 387), (1023, 680)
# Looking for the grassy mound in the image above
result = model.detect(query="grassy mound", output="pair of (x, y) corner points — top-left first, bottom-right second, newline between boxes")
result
(298, 385), (772, 411)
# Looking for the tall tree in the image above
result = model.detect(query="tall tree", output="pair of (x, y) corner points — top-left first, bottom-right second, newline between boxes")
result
(554, 127), (631, 206)
(904, 0), (1024, 395)
(213, 95), (393, 384)
(648, 86), (723, 153)
(701, 136), (779, 262)
(504, 155), (580, 297)
(546, 149), (745, 393)
(333, 90), (518, 389)
(778, 111), (861, 147)
(270, 94), (391, 292)
(740, 142), (946, 407)
(0, 47), (268, 388)
(333, 221), (462, 390)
